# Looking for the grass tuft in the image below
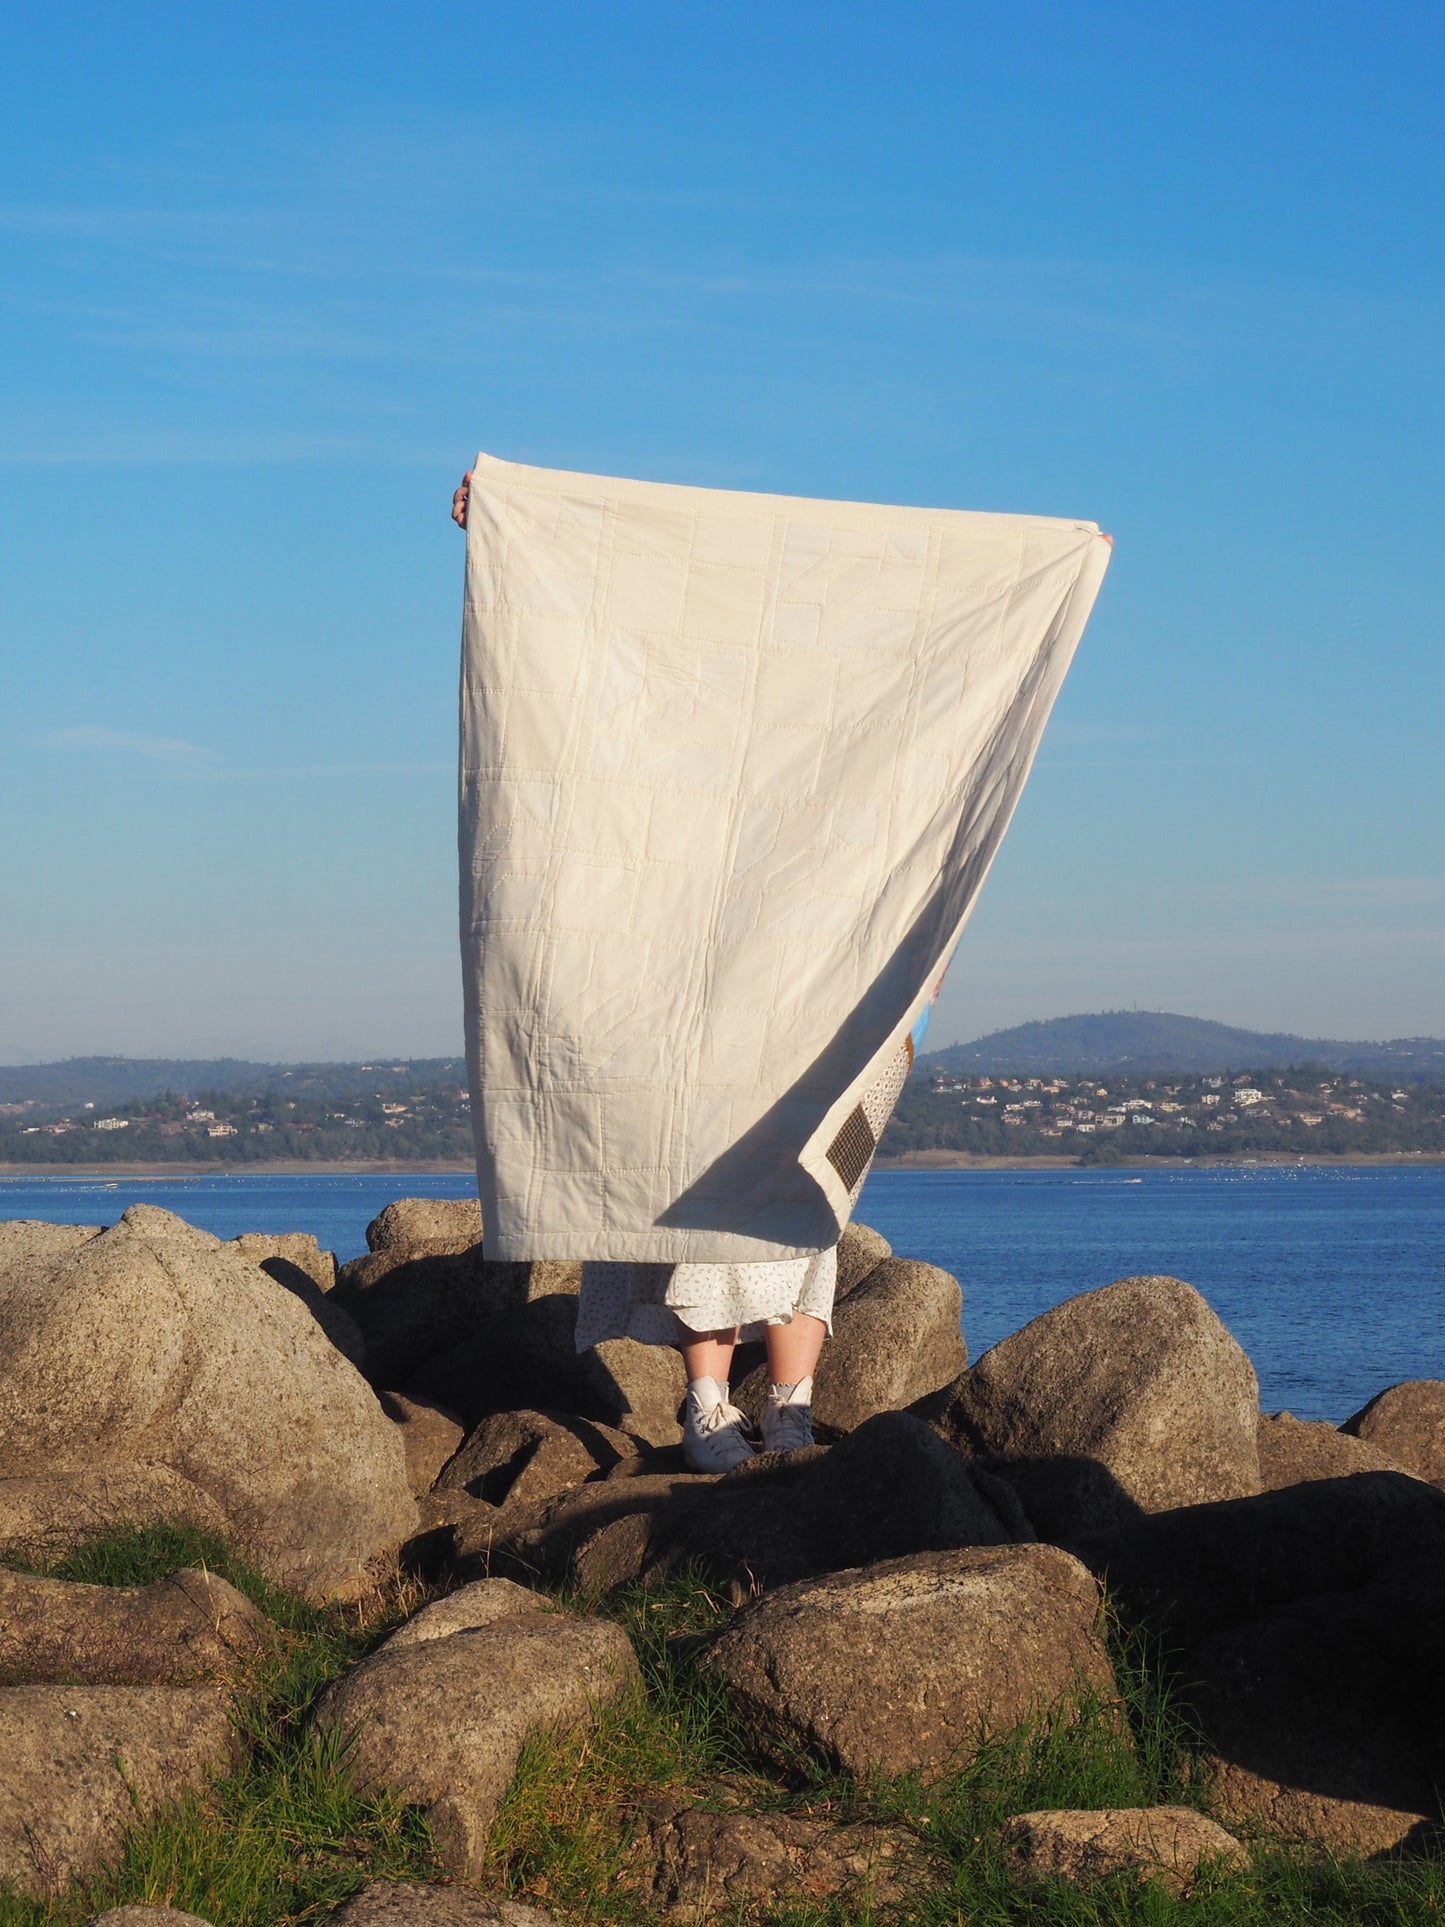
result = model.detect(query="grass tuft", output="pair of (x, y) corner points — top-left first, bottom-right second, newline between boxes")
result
(487, 1565), (755, 1915)
(41, 1521), (247, 1593)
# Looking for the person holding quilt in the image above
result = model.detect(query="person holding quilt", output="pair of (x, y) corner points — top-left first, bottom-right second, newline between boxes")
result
(452, 464), (1109, 1472)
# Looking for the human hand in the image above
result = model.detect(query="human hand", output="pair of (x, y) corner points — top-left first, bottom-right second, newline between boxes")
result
(452, 471), (472, 529)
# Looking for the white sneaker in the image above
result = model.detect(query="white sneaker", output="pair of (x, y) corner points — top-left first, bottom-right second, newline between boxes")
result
(760, 1376), (815, 1454)
(683, 1377), (756, 1472)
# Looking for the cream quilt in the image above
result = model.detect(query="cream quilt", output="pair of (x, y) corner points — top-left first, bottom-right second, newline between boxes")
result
(460, 453), (1110, 1261)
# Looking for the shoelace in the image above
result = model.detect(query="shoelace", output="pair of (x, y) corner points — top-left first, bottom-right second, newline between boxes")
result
(693, 1396), (748, 1436)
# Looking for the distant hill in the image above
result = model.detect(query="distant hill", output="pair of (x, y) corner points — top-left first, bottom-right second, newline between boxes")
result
(923, 1011), (1445, 1081)
(4, 1012), (1443, 1118)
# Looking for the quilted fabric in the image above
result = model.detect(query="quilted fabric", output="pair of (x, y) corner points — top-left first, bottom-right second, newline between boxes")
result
(460, 453), (1110, 1261)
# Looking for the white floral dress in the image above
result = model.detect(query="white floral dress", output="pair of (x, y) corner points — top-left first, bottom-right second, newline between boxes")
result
(575, 1246), (837, 1351)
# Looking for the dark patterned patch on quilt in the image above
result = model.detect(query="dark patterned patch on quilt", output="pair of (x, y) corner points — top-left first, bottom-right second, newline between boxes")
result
(827, 1106), (877, 1193)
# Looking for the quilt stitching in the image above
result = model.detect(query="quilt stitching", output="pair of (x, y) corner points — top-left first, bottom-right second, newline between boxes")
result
(461, 454), (1108, 1260)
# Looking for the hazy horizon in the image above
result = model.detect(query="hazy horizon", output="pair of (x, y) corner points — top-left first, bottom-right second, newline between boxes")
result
(4, 1005), (1444, 1072)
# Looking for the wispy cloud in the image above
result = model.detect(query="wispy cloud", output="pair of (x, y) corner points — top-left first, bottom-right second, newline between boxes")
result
(193, 759), (452, 781)
(37, 733), (448, 778)
(44, 726), (210, 765)
(1282, 877), (1445, 910)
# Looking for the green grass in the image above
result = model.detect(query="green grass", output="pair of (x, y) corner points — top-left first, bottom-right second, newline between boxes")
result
(486, 1567), (750, 1911)
(1, 1523), (442, 1927)
(486, 1575), (1445, 1927)
(43, 1522), (257, 1592)
(3, 1533), (1442, 1926)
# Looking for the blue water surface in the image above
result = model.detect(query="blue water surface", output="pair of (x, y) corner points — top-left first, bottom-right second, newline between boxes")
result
(2, 1164), (1441, 1422)
(0, 1170), (477, 1266)
(860, 1165), (1445, 1421)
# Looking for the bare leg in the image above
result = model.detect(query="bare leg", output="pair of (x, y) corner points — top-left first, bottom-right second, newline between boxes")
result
(764, 1312), (827, 1387)
(680, 1326), (740, 1385)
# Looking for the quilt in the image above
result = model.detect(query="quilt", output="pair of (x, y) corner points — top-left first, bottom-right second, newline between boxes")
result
(459, 453), (1110, 1261)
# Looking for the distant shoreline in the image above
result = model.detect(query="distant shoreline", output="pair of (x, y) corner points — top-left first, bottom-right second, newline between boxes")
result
(2, 1151), (1444, 1181)
(0, 1159), (481, 1178)
(872, 1150), (1445, 1170)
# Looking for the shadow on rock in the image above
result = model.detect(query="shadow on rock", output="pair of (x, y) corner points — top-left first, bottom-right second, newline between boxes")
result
(1071, 1471), (1445, 1650)
(504, 1412), (1032, 1597)
(1188, 1571), (1445, 1856)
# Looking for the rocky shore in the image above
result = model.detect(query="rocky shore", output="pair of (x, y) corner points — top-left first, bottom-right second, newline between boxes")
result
(1, 1199), (1442, 1918)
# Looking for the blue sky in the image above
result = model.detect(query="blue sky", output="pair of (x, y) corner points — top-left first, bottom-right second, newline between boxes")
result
(2, 1), (1442, 1060)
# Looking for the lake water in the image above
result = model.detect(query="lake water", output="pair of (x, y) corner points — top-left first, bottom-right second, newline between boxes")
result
(3, 1164), (1441, 1423)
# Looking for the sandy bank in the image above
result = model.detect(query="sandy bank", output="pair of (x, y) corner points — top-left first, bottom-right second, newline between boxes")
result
(873, 1150), (1445, 1171)
(0, 1159), (479, 1179)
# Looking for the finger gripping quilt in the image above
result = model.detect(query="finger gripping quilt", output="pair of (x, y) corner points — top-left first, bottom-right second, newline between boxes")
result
(460, 453), (1110, 1262)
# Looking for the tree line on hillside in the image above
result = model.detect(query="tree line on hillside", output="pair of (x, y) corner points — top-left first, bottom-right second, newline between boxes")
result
(0, 1082), (474, 1165)
(0, 1057), (468, 1116)
(879, 1064), (1445, 1161)
(4, 1061), (1443, 1168)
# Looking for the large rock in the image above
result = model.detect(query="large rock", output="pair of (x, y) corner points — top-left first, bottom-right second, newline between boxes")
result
(0, 1566), (267, 1683)
(349, 1221), (681, 1447)
(336, 1245), (496, 1387)
(227, 1230), (337, 1293)
(631, 1794), (938, 1920)
(821, 1256), (969, 1430)
(224, 1234), (363, 1367)
(381, 1577), (555, 1650)
(1256, 1411), (1404, 1492)
(734, 1257), (967, 1434)
(90, 1910), (216, 1927)
(1344, 1381), (1445, 1486)
(326, 1884), (558, 1927)
(86, 1891), (561, 1927)
(330, 1198), (491, 1389)
(314, 1597), (637, 1871)
(414, 1293), (702, 1442)
(417, 1406), (646, 1562)
(434, 1408), (638, 1526)
(376, 1391), (465, 1496)
(490, 1473), (714, 1591)
(639, 1412), (1029, 1594)
(0, 1205), (417, 1599)
(1003, 1807), (1245, 1893)
(835, 1220), (890, 1297)
(1072, 1472), (1445, 1651)
(346, 1252), (581, 1412)
(923, 1276), (1260, 1537)
(0, 1464), (225, 1568)
(704, 1544), (1116, 1779)
(0, 1221), (102, 1268)
(575, 1337), (686, 1447)
(501, 1414), (1029, 1598)
(0, 1685), (238, 1895)
(1188, 1573), (1445, 1855)
(365, 1198), (484, 1254)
